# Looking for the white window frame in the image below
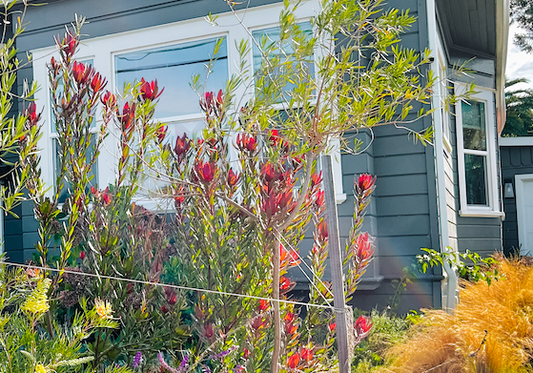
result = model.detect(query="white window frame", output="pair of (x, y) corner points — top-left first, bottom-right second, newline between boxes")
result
(31, 1), (345, 205)
(455, 83), (501, 217)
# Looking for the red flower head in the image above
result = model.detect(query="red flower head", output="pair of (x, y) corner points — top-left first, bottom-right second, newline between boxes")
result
(72, 61), (93, 86)
(357, 173), (375, 194)
(195, 160), (216, 184)
(287, 352), (300, 369)
(90, 186), (97, 195)
(204, 322), (214, 339)
(80, 251), (86, 260)
(101, 187), (112, 205)
(356, 232), (374, 262)
(140, 78), (164, 101)
(263, 192), (278, 221)
(101, 90), (117, 109)
(227, 168), (240, 187)
(301, 346), (313, 363)
(236, 133), (257, 152)
(251, 316), (267, 330)
(280, 244), (300, 268)
(328, 322), (336, 333)
(164, 286), (177, 305)
(355, 315), (372, 338)
(311, 171), (322, 188)
(315, 190), (325, 208)
(61, 33), (78, 58)
(261, 162), (281, 184)
(161, 305), (169, 314)
(24, 102), (41, 128)
(90, 72), (106, 93)
(156, 125), (167, 143)
(120, 102), (136, 132)
(317, 220), (328, 240)
(279, 276), (291, 291)
(259, 299), (269, 311)
(174, 133), (191, 159)
(243, 348), (251, 359)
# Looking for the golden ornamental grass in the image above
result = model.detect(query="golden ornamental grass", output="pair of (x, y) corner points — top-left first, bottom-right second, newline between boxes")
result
(381, 255), (533, 373)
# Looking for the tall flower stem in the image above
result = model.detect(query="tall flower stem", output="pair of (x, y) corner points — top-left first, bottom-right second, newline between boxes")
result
(271, 234), (281, 373)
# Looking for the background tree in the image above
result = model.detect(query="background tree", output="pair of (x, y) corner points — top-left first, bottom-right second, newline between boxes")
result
(502, 78), (533, 136)
(511, 0), (533, 53)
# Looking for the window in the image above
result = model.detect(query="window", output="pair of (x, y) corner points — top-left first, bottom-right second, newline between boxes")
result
(455, 83), (501, 216)
(32, 1), (345, 205)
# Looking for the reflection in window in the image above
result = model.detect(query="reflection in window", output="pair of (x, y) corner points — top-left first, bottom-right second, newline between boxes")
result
(464, 154), (487, 205)
(461, 100), (486, 151)
(115, 38), (228, 123)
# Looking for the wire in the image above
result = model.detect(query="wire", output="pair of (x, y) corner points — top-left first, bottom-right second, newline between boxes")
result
(0, 260), (349, 313)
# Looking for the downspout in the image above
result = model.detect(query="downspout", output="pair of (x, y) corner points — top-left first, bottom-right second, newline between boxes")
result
(495, 0), (509, 136)
(426, 0), (457, 311)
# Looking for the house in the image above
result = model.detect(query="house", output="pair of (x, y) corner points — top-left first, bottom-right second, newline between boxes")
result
(3, 0), (509, 314)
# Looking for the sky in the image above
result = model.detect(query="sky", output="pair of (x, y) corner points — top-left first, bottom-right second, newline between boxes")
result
(506, 24), (533, 90)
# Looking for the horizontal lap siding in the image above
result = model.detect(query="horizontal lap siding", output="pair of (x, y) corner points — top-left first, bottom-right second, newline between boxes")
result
(500, 146), (533, 254)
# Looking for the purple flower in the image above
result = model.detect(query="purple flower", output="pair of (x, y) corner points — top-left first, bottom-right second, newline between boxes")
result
(132, 351), (142, 368)
(179, 355), (189, 371)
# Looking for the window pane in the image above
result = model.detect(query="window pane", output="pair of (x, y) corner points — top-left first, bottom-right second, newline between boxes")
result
(115, 38), (228, 119)
(462, 100), (486, 151)
(55, 136), (98, 204)
(252, 22), (314, 100)
(464, 154), (487, 205)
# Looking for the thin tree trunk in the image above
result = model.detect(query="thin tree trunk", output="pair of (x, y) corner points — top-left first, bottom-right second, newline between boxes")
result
(271, 235), (281, 373)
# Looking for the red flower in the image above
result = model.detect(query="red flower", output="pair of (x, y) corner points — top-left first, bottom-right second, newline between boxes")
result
(156, 125), (167, 143)
(120, 102), (136, 132)
(61, 33), (78, 58)
(261, 163), (281, 184)
(357, 173), (375, 192)
(269, 129), (280, 145)
(354, 315), (372, 337)
(100, 90), (117, 109)
(72, 61), (93, 86)
(280, 244), (300, 268)
(287, 352), (300, 369)
(164, 287), (177, 305)
(101, 187), (111, 205)
(204, 323), (214, 339)
(259, 299), (269, 311)
(301, 346), (313, 362)
(315, 190), (325, 208)
(243, 348), (251, 359)
(90, 72), (106, 93)
(328, 322), (336, 332)
(161, 305), (169, 314)
(356, 232), (373, 261)
(174, 186), (185, 205)
(140, 78), (164, 101)
(236, 133), (257, 152)
(174, 133), (190, 158)
(251, 316), (267, 330)
(80, 251), (85, 260)
(24, 102), (40, 128)
(311, 171), (322, 188)
(195, 160), (216, 183)
(216, 89), (224, 105)
(90, 186), (97, 195)
(227, 168), (240, 187)
(317, 220), (328, 240)
(279, 276), (291, 291)
(263, 192), (278, 220)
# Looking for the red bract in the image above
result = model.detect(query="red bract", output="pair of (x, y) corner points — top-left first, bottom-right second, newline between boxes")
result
(236, 133), (257, 152)
(80, 251), (85, 260)
(204, 323), (214, 339)
(328, 322), (336, 332)
(72, 61), (91, 85)
(251, 316), (267, 330)
(279, 276), (291, 291)
(140, 78), (164, 101)
(259, 299), (269, 311)
(261, 163), (281, 184)
(101, 187), (112, 205)
(61, 33), (78, 58)
(357, 173), (375, 192)
(311, 171), (322, 188)
(227, 168), (240, 187)
(195, 161), (216, 183)
(315, 190), (325, 208)
(356, 232), (373, 261)
(280, 244), (300, 268)
(287, 352), (300, 369)
(90, 72), (106, 93)
(301, 346), (313, 362)
(120, 102), (136, 132)
(355, 315), (372, 337)
(263, 192), (278, 220)
(24, 102), (40, 128)
(243, 348), (251, 359)
(317, 221), (328, 240)
(90, 186), (97, 195)
(156, 125), (167, 143)
(174, 133), (190, 158)
(101, 91), (117, 108)
(164, 287), (177, 305)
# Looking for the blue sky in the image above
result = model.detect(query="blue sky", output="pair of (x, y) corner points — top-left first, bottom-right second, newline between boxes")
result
(506, 24), (533, 90)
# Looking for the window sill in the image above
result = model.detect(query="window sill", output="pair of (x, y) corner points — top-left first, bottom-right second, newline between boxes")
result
(458, 209), (504, 218)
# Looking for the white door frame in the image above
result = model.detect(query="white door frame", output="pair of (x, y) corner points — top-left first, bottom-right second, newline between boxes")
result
(515, 174), (533, 256)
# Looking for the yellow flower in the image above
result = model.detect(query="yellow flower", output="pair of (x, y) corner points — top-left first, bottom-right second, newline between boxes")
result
(22, 278), (51, 314)
(95, 298), (113, 319)
(35, 364), (47, 373)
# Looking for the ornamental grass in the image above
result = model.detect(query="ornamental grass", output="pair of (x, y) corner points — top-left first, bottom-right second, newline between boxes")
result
(382, 255), (533, 373)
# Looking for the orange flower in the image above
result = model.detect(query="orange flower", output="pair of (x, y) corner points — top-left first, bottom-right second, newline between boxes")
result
(287, 352), (300, 369)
